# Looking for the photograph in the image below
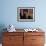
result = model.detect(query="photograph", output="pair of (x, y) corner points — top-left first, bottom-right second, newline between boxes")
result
(17, 7), (35, 22)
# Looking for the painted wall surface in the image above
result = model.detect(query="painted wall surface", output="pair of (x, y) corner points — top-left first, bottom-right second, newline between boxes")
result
(0, 0), (46, 30)
(0, 0), (46, 44)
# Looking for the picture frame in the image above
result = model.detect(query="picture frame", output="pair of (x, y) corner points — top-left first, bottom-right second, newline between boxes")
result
(17, 7), (35, 22)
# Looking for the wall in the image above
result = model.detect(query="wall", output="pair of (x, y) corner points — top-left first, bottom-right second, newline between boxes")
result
(0, 0), (46, 29)
(0, 0), (46, 44)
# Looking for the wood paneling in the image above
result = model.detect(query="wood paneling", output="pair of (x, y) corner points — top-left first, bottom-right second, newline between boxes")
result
(2, 32), (45, 46)
(24, 32), (45, 46)
(3, 32), (23, 46)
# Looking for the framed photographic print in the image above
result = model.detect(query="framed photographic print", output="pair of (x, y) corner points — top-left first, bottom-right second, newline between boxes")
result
(17, 7), (35, 22)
